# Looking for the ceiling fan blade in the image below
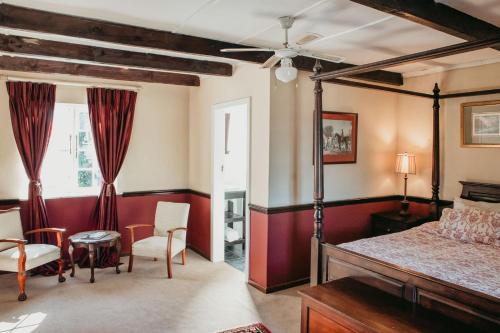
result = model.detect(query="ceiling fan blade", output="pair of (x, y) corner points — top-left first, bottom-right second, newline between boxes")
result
(261, 55), (281, 68)
(298, 50), (345, 63)
(220, 48), (274, 52)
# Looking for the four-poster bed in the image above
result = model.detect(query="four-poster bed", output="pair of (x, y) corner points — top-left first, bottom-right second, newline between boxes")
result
(308, 35), (500, 329)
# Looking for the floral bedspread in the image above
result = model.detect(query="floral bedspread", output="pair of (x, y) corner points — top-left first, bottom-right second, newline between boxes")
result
(338, 222), (500, 298)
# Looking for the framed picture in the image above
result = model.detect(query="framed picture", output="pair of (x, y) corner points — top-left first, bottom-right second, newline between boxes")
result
(461, 100), (500, 147)
(322, 111), (358, 164)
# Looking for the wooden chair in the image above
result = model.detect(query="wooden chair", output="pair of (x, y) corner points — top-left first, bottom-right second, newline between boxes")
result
(126, 202), (190, 278)
(0, 208), (66, 301)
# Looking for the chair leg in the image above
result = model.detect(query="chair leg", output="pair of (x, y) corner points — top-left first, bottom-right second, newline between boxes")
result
(167, 254), (173, 279)
(58, 258), (66, 283)
(17, 270), (27, 301)
(181, 249), (186, 265)
(128, 254), (134, 273)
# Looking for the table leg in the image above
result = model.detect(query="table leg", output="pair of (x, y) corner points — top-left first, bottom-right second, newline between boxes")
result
(69, 243), (75, 278)
(89, 244), (95, 283)
(115, 238), (121, 274)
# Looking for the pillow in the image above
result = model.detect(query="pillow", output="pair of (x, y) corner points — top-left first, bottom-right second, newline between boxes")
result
(438, 207), (500, 246)
(454, 197), (500, 213)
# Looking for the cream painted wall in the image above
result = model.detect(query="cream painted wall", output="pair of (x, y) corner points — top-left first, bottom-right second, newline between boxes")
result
(268, 70), (399, 207)
(0, 71), (189, 199)
(268, 73), (297, 206)
(188, 64), (271, 207)
(118, 83), (189, 192)
(397, 62), (500, 200)
(2, 61), (496, 206)
(189, 66), (400, 208)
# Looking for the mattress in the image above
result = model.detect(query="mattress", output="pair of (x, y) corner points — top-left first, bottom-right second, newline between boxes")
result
(338, 222), (500, 298)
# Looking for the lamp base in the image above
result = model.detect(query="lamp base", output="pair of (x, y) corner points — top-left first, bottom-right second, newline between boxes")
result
(399, 200), (410, 216)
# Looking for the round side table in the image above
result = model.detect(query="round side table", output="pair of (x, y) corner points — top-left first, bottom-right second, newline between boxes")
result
(68, 231), (121, 283)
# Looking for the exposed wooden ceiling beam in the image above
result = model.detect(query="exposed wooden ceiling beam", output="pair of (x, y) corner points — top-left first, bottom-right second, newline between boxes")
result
(0, 4), (403, 86)
(313, 37), (500, 81)
(348, 0), (500, 51)
(290, 56), (402, 85)
(0, 34), (232, 76)
(0, 55), (200, 86)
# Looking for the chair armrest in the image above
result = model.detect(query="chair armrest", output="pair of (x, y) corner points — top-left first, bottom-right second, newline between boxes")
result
(25, 228), (66, 248)
(126, 224), (154, 245)
(166, 228), (188, 259)
(125, 224), (154, 230)
(0, 238), (27, 245)
(0, 239), (27, 272)
(25, 227), (66, 235)
(167, 227), (187, 235)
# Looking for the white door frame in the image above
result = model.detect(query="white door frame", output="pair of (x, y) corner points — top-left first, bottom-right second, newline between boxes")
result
(210, 97), (251, 277)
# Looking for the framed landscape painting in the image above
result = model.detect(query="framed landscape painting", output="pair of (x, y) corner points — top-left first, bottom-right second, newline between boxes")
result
(461, 100), (500, 147)
(322, 111), (358, 164)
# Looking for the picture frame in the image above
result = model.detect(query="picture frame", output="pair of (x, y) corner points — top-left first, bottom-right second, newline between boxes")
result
(322, 111), (358, 164)
(461, 100), (500, 148)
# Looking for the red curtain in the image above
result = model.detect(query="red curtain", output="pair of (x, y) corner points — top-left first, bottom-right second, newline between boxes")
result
(87, 88), (136, 233)
(7, 81), (55, 245)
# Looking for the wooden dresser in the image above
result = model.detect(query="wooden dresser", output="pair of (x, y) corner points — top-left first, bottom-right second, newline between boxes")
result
(298, 278), (488, 333)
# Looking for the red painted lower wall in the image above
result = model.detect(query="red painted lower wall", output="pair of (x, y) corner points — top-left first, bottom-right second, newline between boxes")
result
(2, 192), (433, 291)
(0, 192), (211, 259)
(249, 210), (269, 288)
(186, 193), (211, 259)
(249, 199), (432, 291)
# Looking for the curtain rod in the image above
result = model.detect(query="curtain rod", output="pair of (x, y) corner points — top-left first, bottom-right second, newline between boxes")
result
(4, 75), (141, 92)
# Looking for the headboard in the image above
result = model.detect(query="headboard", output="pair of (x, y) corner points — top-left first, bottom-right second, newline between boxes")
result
(460, 181), (500, 203)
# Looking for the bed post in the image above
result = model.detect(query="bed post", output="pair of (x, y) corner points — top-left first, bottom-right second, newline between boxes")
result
(431, 83), (441, 219)
(311, 60), (324, 286)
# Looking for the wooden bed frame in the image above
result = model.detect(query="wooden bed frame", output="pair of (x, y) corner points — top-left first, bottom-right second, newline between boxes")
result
(308, 35), (500, 330)
(321, 181), (500, 330)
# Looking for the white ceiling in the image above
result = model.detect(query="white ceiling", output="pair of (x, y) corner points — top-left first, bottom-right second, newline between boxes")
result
(2, 0), (500, 75)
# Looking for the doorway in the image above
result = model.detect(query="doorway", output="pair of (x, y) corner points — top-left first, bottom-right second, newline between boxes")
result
(211, 98), (250, 274)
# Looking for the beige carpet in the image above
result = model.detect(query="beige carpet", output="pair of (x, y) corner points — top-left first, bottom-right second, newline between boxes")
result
(0, 250), (302, 333)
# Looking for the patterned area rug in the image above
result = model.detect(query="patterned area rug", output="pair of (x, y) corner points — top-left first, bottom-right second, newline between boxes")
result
(218, 323), (271, 333)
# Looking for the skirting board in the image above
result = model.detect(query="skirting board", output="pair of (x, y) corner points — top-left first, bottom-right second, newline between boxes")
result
(186, 244), (211, 261)
(248, 277), (310, 294)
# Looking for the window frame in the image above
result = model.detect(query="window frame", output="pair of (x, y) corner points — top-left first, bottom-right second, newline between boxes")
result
(42, 103), (104, 199)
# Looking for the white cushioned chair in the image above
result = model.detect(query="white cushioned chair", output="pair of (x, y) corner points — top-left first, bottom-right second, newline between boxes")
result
(0, 208), (66, 301)
(126, 202), (190, 278)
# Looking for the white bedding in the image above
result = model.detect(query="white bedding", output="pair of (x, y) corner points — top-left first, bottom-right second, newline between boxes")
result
(338, 222), (500, 298)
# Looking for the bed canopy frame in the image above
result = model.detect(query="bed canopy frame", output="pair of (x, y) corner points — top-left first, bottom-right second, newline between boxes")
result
(308, 36), (500, 328)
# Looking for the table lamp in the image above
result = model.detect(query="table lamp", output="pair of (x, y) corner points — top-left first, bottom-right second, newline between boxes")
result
(395, 152), (416, 216)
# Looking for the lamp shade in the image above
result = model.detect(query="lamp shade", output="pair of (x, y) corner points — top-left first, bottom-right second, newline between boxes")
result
(275, 58), (297, 83)
(395, 153), (416, 174)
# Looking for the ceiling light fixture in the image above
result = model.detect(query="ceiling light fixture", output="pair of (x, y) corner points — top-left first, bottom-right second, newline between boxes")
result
(221, 16), (344, 84)
(275, 58), (297, 83)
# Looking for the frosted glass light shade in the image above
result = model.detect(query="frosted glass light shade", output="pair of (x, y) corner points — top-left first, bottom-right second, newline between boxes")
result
(275, 58), (297, 83)
(395, 153), (416, 174)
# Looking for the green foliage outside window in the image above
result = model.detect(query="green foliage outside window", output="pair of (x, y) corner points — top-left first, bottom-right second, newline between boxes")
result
(78, 170), (93, 187)
(78, 151), (93, 168)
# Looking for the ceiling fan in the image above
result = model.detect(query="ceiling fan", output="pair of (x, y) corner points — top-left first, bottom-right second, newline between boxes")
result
(221, 16), (345, 83)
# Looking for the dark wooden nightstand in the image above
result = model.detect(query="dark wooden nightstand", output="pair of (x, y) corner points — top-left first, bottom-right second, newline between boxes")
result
(371, 211), (430, 236)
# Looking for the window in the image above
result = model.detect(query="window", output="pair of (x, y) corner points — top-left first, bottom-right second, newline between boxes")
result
(42, 103), (102, 197)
